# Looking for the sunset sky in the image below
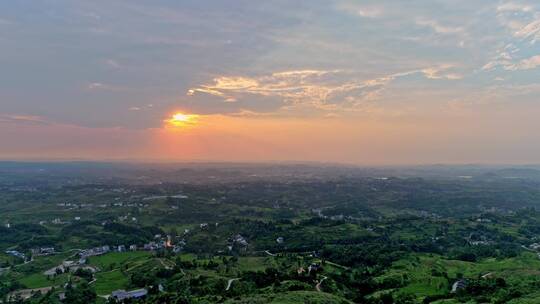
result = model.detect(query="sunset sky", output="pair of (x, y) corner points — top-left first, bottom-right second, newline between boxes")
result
(1, 1), (540, 164)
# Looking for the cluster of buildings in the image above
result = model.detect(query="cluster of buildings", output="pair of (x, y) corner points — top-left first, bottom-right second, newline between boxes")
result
(56, 202), (93, 209)
(143, 242), (163, 251)
(112, 202), (148, 208)
(77, 234), (186, 260)
(55, 200), (149, 211)
(5, 250), (25, 260)
(118, 215), (137, 222)
(528, 243), (540, 250)
(43, 259), (96, 276)
(8, 246), (61, 266)
(226, 234), (249, 252)
(79, 245), (113, 258)
(46, 217), (82, 225)
(31, 247), (55, 256)
(52, 218), (66, 225)
(231, 234), (249, 247)
(142, 194), (188, 201)
(79, 244), (137, 258)
(475, 218), (492, 223)
(466, 233), (493, 246)
(297, 262), (321, 275)
(310, 208), (353, 220)
(143, 235), (185, 253)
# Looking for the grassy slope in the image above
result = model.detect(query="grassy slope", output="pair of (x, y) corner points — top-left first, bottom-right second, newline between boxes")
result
(94, 270), (129, 295)
(88, 251), (151, 270)
(224, 291), (352, 304)
(375, 252), (540, 299)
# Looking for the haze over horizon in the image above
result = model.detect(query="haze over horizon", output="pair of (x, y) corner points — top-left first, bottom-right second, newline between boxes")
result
(1, 1), (540, 164)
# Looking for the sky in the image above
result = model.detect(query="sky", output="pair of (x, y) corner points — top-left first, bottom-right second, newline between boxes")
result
(1, 0), (540, 164)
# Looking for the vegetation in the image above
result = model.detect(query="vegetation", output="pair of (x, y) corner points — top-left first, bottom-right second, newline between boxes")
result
(2, 163), (540, 303)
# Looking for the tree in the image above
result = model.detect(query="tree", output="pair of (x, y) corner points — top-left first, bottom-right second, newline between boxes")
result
(64, 282), (97, 304)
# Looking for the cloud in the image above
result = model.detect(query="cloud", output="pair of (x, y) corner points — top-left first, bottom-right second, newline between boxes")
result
(128, 104), (155, 112)
(3, 0), (538, 130)
(189, 70), (386, 111)
(508, 54), (540, 70)
(104, 59), (121, 69)
(450, 83), (540, 108)
(416, 19), (464, 34)
(449, 79), (540, 110)
(482, 43), (529, 71)
(86, 82), (129, 91)
(0, 18), (13, 25)
(421, 65), (463, 79)
(227, 109), (277, 117)
(87, 82), (106, 90)
(483, 42), (540, 71)
(0, 114), (52, 126)
(188, 70), (381, 112)
(187, 67), (462, 113)
(356, 7), (383, 18)
(497, 2), (534, 13)
(483, 2), (540, 76)
(514, 19), (540, 41)
(497, 2), (540, 42)
(337, 3), (384, 18)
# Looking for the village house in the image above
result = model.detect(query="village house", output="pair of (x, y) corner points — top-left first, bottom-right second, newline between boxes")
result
(308, 263), (321, 273)
(529, 243), (540, 250)
(451, 279), (468, 293)
(143, 241), (163, 251)
(232, 234), (248, 246)
(31, 247), (55, 256)
(111, 288), (148, 301)
(5, 250), (25, 260)
(79, 245), (111, 258)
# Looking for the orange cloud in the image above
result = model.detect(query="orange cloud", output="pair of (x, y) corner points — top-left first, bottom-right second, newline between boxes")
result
(186, 68), (463, 114)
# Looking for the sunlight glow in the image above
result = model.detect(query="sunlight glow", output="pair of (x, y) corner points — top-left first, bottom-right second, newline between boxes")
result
(166, 112), (199, 127)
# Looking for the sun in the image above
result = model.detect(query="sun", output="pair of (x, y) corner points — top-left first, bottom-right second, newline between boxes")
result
(172, 113), (192, 122)
(166, 112), (199, 127)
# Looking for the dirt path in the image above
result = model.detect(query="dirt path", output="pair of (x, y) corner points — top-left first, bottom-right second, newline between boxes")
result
(264, 250), (277, 257)
(323, 260), (349, 270)
(226, 278), (239, 291)
(7, 287), (54, 300)
(316, 276), (327, 292)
